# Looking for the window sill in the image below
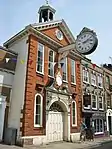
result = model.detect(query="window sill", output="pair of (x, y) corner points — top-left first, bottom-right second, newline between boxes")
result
(36, 71), (44, 76)
(98, 86), (103, 89)
(34, 125), (42, 128)
(92, 108), (97, 110)
(99, 108), (104, 111)
(48, 75), (54, 79)
(84, 107), (91, 110)
(63, 80), (68, 83)
(83, 81), (90, 84)
(94, 132), (104, 135)
(91, 84), (97, 87)
(72, 124), (77, 127)
(71, 82), (76, 86)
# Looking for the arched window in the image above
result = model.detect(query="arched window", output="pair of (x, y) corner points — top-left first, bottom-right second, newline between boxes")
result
(48, 50), (54, 76)
(72, 101), (77, 126)
(34, 94), (43, 127)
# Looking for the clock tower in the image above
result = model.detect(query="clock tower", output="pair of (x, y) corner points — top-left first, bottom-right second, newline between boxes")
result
(38, 0), (56, 23)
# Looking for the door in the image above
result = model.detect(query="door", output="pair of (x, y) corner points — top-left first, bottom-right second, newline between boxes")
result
(47, 111), (63, 142)
(108, 116), (112, 135)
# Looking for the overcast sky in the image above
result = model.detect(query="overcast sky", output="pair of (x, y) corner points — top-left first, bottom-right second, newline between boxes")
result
(0, 0), (112, 65)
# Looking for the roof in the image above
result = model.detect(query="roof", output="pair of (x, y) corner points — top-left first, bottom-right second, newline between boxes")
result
(38, 4), (56, 14)
(0, 46), (17, 72)
(0, 46), (18, 55)
(3, 19), (75, 47)
(32, 19), (75, 44)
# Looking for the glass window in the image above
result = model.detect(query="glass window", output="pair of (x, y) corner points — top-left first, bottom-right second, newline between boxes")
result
(72, 101), (77, 126)
(92, 95), (97, 109)
(99, 96), (103, 110)
(83, 94), (91, 109)
(34, 94), (43, 127)
(37, 43), (44, 73)
(106, 76), (110, 84)
(48, 50), (54, 76)
(83, 69), (89, 83)
(98, 74), (103, 88)
(71, 59), (76, 84)
(107, 93), (111, 108)
(94, 119), (104, 133)
(91, 73), (96, 86)
(106, 76), (110, 89)
(61, 58), (67, 81)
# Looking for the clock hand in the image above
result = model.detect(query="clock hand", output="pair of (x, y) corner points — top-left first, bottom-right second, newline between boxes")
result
(83, 36), (92, 44)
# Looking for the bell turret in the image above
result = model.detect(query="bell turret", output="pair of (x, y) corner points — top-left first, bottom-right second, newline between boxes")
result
(38, 0), (56, 23)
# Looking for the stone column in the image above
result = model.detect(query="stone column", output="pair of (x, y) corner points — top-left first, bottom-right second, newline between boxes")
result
(67, 113), (71, 141)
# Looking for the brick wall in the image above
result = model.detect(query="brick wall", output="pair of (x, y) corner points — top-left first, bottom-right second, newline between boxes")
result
(22, 31), (82, 137)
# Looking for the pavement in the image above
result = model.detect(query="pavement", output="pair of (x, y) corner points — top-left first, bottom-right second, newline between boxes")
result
(0, 136), (112, 149)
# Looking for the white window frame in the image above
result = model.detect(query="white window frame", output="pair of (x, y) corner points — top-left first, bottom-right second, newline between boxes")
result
(71, 59), (76, 84)
(83, 69), (89, 84)
(83, 94), (91, 109)
(97, 74), (103, 88)
(36, 43), (44, 74)
(94, 119), (104, 135)
(61, 58), (67, 82)
(72, 101), (77, 126)
(34, 93), (43, 127)
(91, 73), (96, 86)
(48, 49), (54, 77)
(99, 96), (104, 110)
(92, 94), (97, 110)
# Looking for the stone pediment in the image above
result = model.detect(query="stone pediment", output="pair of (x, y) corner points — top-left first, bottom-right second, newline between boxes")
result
(32, 19), (75, 45)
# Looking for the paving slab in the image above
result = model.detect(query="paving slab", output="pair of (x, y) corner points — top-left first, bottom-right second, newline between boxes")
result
(0, 137), (112, 149)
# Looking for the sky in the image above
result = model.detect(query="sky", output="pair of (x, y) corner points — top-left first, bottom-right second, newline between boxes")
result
(0, 0), (112, 66)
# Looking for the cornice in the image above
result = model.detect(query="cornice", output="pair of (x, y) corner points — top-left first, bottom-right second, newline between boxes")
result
(3, 25), (63, 49)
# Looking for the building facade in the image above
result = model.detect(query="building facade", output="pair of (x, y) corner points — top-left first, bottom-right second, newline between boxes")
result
(3, 3), (82, 145)
(0, 46), (17, 141)
(103, 64), (112, 135)
(81, 58), (106, 137)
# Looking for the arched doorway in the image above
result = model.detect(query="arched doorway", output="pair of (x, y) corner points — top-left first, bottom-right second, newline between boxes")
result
(46, 100), (69, 142)
(106, 109), (112, 135)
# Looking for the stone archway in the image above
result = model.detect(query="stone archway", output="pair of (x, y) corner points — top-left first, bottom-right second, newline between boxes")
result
(46, 97), (70, 143)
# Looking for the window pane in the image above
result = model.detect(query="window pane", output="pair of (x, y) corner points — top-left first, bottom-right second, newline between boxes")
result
(71, 60), (75, 83)
(99, 97), (103, 109)
(83, 70), (89, 82)
(92, 95), (96, 108)
(94, 120), (97, 132)
(72, 102), (75, 125)
(100, 119), (103, 132)
(35, 115), (40, 125)
(73, 116), (75, 124)
(37, 44), (44, 73)
(97, 119), (99, 132)
(61, 58), (67, 81)
(35, 94), (42, 126)
(48, 50), (54, 76)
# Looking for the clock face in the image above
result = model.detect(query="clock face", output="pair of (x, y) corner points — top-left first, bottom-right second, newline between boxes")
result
(55, 29), (63, 41)
(75, 32), (98, 55)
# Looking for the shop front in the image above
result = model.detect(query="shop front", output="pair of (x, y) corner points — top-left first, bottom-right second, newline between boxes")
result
(92, 112), (106, 137)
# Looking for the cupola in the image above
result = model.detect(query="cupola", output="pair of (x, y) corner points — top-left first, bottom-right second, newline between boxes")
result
(38, 0), (56, 23)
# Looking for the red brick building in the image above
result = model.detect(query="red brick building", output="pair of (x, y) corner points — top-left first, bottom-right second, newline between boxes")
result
(3, 3), (82, 146)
